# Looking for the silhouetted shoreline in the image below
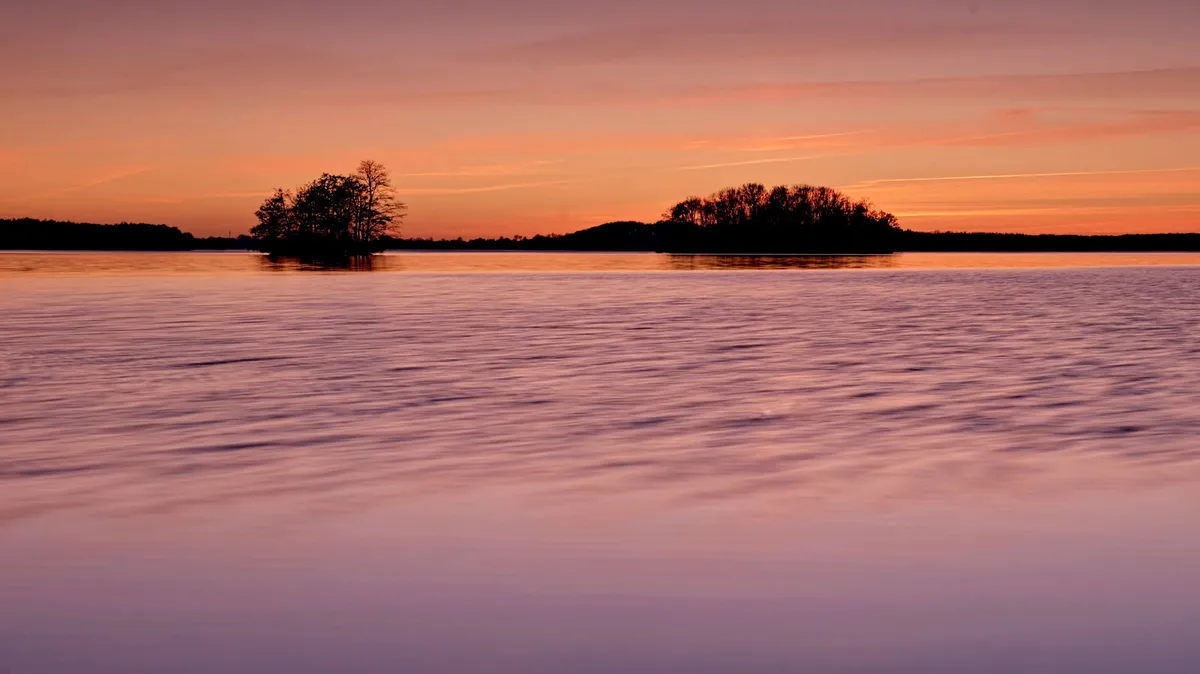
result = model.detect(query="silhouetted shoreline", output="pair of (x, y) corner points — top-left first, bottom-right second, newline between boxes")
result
(12, 181), (1200, 255)
(0, 219), (253, 251)
(6, 217), (1200, 253)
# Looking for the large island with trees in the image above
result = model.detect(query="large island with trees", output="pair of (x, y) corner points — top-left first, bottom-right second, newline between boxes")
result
(655, 183), (899, 253)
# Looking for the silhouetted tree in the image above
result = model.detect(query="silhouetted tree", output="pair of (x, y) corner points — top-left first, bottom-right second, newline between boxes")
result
(354, 160), (405, 243)
(291, 173), (361, 246)
(251, 188), (292, 249)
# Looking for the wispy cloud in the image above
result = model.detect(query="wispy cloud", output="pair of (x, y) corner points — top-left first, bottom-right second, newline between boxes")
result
(399, 180), (574, 195)
(469, 14), (1045, 66)
(921, 110), (1200, 148)
(665, 68), (1200, 107)
(729, 130), (874, 152)
(367, 67), (1200, 109)
(1, 166), (155, 204)
(898, 203), (1200, 218)
(847, 166), (1200, 188)
(399, 160), (563, 178)
(776, 130), (871, 142)
(675, 155), (825, 171)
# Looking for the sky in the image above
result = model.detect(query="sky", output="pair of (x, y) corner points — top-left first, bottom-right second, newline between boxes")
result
(2, 0), (1199, 238)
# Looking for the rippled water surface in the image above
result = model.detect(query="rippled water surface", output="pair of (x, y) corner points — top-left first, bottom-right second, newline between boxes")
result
(3, 252), (1200, 674)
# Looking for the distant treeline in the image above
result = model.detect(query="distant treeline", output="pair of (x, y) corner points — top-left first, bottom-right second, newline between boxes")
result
(382, 222), (662, 251)
(387, 228), (1200, 252)
(1, 218), (197, 250)
(7, 217), (1200, 253)
(0, 219), (253, 251)
(898, 231), (1200, 252)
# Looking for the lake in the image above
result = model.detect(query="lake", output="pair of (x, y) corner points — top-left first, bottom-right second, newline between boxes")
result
(3, 251), (1200, 673)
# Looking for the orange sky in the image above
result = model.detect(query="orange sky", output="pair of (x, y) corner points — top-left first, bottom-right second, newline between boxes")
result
(2, 0), (1199, 237)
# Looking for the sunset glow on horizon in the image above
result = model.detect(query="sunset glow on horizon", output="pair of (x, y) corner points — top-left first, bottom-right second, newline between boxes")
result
(3, 0), (1200, 238)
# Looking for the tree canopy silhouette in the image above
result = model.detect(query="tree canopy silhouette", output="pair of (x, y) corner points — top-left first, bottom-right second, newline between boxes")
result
(658, 183), (899, 253)
(252, 160), (405, 255)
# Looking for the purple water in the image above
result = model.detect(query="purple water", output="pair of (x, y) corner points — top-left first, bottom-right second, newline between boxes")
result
(3, 252), (1200, 673)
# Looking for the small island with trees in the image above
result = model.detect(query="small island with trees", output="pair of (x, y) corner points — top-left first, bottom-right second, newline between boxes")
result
(250, 160), (405, 256)
(4, 164), (1200, 255)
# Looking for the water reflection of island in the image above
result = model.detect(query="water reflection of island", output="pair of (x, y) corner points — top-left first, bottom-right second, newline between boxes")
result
(260, 255), (387, 273)
(667, 255), (898, 271)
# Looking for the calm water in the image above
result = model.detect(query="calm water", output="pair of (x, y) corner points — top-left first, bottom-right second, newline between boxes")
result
(3, 252), (1200, 673)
